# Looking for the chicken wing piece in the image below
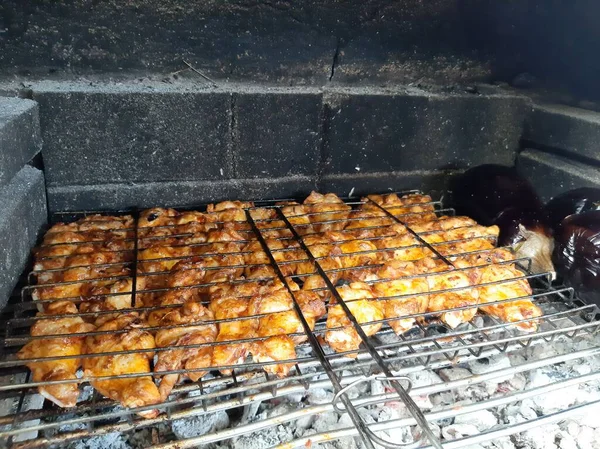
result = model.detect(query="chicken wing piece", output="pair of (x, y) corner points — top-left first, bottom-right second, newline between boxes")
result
(426, 269), (479, 329)
(149, 301), (218, 399)
(209, 297), (258, 375)
(362, 193), (436, 220)
(252, 335), (297, 377)
(303, 192), (351, 233)
(424, 224), (500, 245)
(374, 231), (428, 262)
(278, 202), (315, 235)
(48, 214), (134, 234)
(336, 239), (381, 268)
(409, 216), (477, 233)
(372, 261), (429, 335)
(79, 277), (137, 324)
(139, 207), (180, 228)
(345, 210), (394, 231)
(476, 264), (541, 332)
(83, 313), (161, 418)
(17, 301), (95, 408)
(325, 282), (384, 355)
(206, 200), (253, 223)
(34, 251), (133, 284)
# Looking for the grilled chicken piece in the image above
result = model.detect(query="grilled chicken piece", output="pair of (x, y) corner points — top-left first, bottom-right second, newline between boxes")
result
(476, 264), (541, 332)
(47, 215), (134, 234)
(345, 210), (394, 231)
(149, 301), (218, 400)
(209, 296), (258, 375)
(34, 239), (134, 260)
(372, 261), (429, 334)
(325, 282), (384, 355)
(374, 230), (428, 262)
(303, 192), (351, 233)
(425, 267), (479, 329)
(17, 301), (95, 408)
(251, 335), (297, 378)
(362, 193), (436, 221)
(206, 200), (253, 223)
(79, 277), (137, 324)
(34, 251), (133, 283)
(410, 216), (477, 233)
(32, 265), (132, 305)
(83, 313), (161, 417)
(278, 201), (315, 235)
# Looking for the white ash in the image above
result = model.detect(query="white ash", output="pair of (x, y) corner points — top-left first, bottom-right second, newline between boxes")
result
(171, 410), (230, 440)
(66, 432), (130, 449)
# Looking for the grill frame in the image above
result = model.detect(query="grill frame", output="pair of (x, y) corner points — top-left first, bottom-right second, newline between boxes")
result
(0, 190), (598, 449)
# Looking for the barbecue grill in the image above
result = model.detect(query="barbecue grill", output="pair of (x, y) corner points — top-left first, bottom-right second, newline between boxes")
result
(2, 2), (600, 449)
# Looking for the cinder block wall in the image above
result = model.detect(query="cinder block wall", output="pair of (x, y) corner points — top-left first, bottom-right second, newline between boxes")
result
(0, 98), (47, 306)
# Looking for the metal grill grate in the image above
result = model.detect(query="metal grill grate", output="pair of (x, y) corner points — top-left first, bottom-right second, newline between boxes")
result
(0, 191), (599, 449)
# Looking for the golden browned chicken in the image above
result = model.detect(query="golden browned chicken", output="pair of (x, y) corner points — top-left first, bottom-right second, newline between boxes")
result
(476, 264), (542, 332)
(32, 265), (132, 305)
(209, 296), (258, 375)
(47, 214), (134, 234)
(278, 201), (315, 235)
(303, 192), (351, 233)
(206, 200), (253, 223)
(362, 193), (437, 221)
(17, 301), (95, 408)
(251, 335), (297, 377)
(83, 313), (161, 418)
(425, 267), (480, 329)
(410, 216), (477, 233)
(79, 277), (137, 322)
(344, 210), (394, 231)
(149, 301), (218, 400)
(325, 282), (384, 355)
(371, 261), (430, 335)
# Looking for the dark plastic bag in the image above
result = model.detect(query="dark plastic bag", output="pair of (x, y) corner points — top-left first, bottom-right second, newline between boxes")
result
(553, 210), (600, 306)
(545, 187), (600, 231)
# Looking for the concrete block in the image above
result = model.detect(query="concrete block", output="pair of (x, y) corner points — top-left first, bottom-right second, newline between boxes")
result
(233, 91), (321, 178)
(524, 103), (600, 162)
(0, 166), (47, 307)
(517, 149), (600, 202)
(46, 176), (317, 212)
(32, 84), (232, 185)
(323, 90), (528, 175)
(0, 97), (42, 189)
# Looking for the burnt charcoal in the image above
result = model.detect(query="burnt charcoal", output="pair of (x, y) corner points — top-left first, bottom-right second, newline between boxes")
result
(233, 92), (321, 178)
(0, 97), (42, 189)
(517, 150), (600, 202)
(524, 104), (600, 163)
(323, 92), (527, 175)
(0, 166), (47, 309)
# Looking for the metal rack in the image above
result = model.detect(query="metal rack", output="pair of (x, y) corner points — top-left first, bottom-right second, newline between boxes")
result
(0, 191), (599, 449)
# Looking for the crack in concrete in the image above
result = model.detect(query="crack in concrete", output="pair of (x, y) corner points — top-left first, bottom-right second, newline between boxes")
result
(329, 38), (342, 82)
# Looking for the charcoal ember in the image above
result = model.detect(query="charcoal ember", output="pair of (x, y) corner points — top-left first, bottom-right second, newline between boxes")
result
(454, 410), (497, 431)
(438, 367), (472, 383)
(467, 354), (511, 376)
(528, 369), (577, 413)
(312, 412), (340, 433)
(506, 373), (527, 391)
(516, 424), (561, 449)
(408, 370), (442, 388)
(571, 402), (600, 428)
(171, 410), (229, 439)
(441, 423), (479, 440)
(306, 388), (334, 405)
(66, 432), (130, 449)
(485, 437), (515, 449)
(556, 432), (578, 449)
(294, 414), (315, 431)
(267, 402), (295, 418)
(232, 424), (293, 449)
(430, 391), (454, 406)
